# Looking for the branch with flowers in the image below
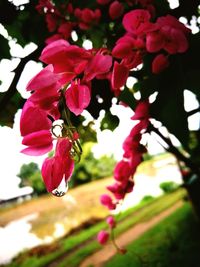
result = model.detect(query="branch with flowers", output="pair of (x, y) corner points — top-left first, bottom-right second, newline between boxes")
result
(18, 0), (200, 249)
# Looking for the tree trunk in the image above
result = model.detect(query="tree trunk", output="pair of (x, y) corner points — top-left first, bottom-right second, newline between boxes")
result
(183, 174), (200, 220)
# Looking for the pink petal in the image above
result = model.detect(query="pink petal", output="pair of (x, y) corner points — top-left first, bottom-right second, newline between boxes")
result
(122, 9), (151, 34)
(111, 61), (129, 89)
(20, 101), (51, 136)
(152, 54), (169, 74)
(41, 156), (64, 192)
(64, 156), (75, 181)
(21, 143), (53, 156)
(55, 138), (72, 158)
(22, 130), (52, 146)
(26, 65), (60, 91)
(84, 53), (112, 81)
(65, 82), (91, 115)
(114, 160), (132, 181)
(146, 31), (165, 53)
(131, 100), (150, 120)
(40, 39), (70, 64)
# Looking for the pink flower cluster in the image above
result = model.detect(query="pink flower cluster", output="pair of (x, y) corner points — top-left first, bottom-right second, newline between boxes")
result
(98, 100), (149, 245)
(111, 8), (190, 83)
(20, 39), (113, 193)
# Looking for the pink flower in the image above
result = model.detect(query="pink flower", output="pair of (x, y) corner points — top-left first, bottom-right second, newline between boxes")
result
(146, 31), (165, 53)
(65, 80), (91, 116)
(111, 61), (129, 90)
(114, 160), (132, 182)
(21, 130), (53, 156)
(26, 65), (60, 92)
(100, 194), (116, 210)
(152, 54), (169, 74)
(107, 182), (126, 200)
(122, 9), (155, 35)
(109, 1), (124, 20)
(41, 138), (74, 192)
(40, 39), (90, 84)
(58, 22), (74, 39)
(40, 39), (70, 64)
(131, 100), (149, 120)
(112, 36), (136, 59)
(20, 101), (53, 156)
(146, 15), (190, 54)
(84, 52), (112, 82)
(20, 101), (51, 137)
(106, 216), (116, 228)
(74, 8), (101, 30)
(97, 230), (109, 245)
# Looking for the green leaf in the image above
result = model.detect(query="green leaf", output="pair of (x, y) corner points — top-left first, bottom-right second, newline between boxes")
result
(118, 87), (136, 110)
(0, 91), (24, 127)
(100, 111), (119, 131)
(0, 34), (10, 59)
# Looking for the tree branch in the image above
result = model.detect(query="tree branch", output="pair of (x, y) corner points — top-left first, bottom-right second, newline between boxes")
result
(0, 47), (42, 112)
(187, 107), (200, 117)
(148, 123), (200, 175)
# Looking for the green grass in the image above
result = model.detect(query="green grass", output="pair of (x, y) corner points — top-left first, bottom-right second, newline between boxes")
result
(4, 189), (186, 267)
(55, 190), (185, 267)
(105, 203), (200, 267)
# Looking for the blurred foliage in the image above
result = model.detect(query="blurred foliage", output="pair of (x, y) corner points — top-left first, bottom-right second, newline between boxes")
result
(140, 195), (155, 203)
(159, 181), (179, 194)
(17, 162), (46, 195)
(69, 142), (116, 187)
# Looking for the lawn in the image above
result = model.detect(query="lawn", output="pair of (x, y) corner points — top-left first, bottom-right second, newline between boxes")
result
(105, 203), (200, 267)
(3, 189), (186, 267)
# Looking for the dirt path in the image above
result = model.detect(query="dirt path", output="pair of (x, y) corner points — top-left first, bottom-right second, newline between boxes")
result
(80, 201), (183, 267)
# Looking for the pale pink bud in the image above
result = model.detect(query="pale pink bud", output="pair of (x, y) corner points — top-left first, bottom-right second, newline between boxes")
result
(106, 216), (116, 228)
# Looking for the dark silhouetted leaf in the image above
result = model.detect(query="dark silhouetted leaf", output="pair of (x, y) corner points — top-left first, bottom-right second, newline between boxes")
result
(100, 110), (119, 131)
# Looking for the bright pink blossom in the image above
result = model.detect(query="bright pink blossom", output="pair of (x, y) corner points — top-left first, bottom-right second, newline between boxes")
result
(21, 130), (53, 156)
(97, 230), (109, 245)
(109, 1), (124, 20)
(20, 101), (53, 156)
(41, 138), (74, 192)
(122, 9), (155, 35)
(152, 54), (169, 74)
(65, 80), (91, 116)
(114, 160), (132, 182)
(26, 65), (60, 92)
(100, 194), (116, 210)
(20, 101), (51, 137)
(111, 61), (129, 90)
(40, 39), (90, 84)
(112, 36), (136, 59)
(74, 8), (101, 30)
(131, 100), (150, 120)
(146, 15), (189, 54)
(84, 52), (112, 82)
